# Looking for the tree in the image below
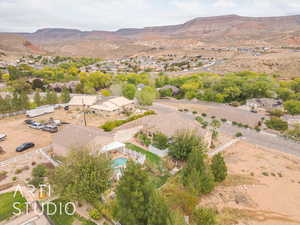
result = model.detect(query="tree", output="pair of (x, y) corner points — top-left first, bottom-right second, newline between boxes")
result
(285, 124), (300, 141)
(147, 191), (174, 225)
(265, 117), (288, 132)
(168, 130), (206, 161)
(152, 132), (169, 150)
(122, 84), (136, 100)
(19, 92), (30, 110)
(211, 153), (227, 182)
(136, 86), (157, 106)
(114, 161), (173, 225)
(182, 147), (215, 195)
(45, 90), (58, 105)
(32, 79), (44, 90)
(60, 88), (71, 103)
(34, 90), (42, 106)
(192, 208), (216, 225)
(114, 161), (152, 225)
(284, 100), (300, 115)
(49, 148), (113, 204)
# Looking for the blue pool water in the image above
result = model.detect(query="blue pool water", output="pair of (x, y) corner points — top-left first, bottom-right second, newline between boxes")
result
(112, 158), (128, 168)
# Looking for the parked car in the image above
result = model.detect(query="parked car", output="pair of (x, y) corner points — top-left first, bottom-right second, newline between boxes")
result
(42, 125), (58, 133)
(16, 142), (35, 152)
(24, 120), (35, 125)
(29, 122), (45, 130)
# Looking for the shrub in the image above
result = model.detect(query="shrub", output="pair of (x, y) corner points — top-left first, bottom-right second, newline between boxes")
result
(89, 209), (102, 220)
(268, 109), (285, 117)
(137, 132), (151, 147)
(12, 176), (17, 181)
(29, 176), (44, 187)
(152, 132), (169, 150)
(101, 110), (155, 131)
(195, 116), (204, 123)
(235, 132), (243, 137)
(221, 118), (227, 122)
(265, 117), (288, 132)
(262, 172), (269, 176)
(211, 153), (227, 182)
(192, 111), (198, 114)
(192, 208), (217, 225)
(32, 164), (47, 177)
(201, 113), (207, 117)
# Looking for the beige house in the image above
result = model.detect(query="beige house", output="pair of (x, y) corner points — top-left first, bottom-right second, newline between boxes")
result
(116, 112), (212, 147)
(91, 96), (135, 115)
(52, 125), (113, 157)
(68, 95), (100, 108)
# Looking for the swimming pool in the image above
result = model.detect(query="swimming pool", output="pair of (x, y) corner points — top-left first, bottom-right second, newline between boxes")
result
(112, 158), (128, 168)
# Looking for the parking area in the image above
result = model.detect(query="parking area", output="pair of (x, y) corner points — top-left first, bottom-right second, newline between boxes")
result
(0, 108), (125, 161)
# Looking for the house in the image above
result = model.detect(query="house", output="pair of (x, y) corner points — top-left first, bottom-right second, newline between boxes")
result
(116, 111), (212, 147)
(52, 125), (114, 157)
(26, 105), (55, 118)
(91, 101), (119, 115)
(108, 97), (134, 111)
(68, 95), (100, 108)
(246, 98), (283, 112)
(91, 97), (135, 115)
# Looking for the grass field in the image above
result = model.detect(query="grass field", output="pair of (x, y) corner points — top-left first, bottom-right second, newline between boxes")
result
(0, 191), (27, 222)
(43, 199), (96, 225)
(125, 143), (161, 165)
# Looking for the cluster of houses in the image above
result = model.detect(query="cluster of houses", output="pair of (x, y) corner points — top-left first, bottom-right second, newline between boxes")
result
(80, 55), (210, 74)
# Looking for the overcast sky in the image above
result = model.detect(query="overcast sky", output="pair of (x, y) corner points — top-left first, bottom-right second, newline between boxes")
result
(1, 0), (300, 32)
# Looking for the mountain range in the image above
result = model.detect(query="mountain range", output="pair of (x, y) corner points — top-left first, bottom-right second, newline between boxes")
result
(1, 14), (300, 58)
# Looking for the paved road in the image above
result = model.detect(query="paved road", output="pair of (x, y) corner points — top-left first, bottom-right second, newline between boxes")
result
(152, 101), (300, 157)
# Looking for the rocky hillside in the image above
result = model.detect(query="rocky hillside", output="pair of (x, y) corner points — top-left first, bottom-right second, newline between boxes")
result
(2, 14), (300, 58)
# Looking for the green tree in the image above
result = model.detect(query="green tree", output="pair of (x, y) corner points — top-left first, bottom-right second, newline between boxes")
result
(211, 153), (227, 182)
(168, 130), (206, 161)
(136, 86), (157, 106)
(34, 90), (42, 106)
(192, 208), (216, 225)
(284, 100), (300, 115)
(182, 148), (215, 195)
(152, 132), (169, 150)
(265, 117), (288, 132)
(114, 161), (173, 225)
(60, 88), (71, 103)
(114, 161), (152, 225)
(19, 92), (30, 110)
(147, 191), (174, 225)
(45, 90), (58, 105)
(122, 84), (136, 100)
(49, 148), (112, 204)
(11, 92), (21, 111)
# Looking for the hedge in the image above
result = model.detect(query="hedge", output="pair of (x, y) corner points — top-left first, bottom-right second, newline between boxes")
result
(101, 110), (156, 132)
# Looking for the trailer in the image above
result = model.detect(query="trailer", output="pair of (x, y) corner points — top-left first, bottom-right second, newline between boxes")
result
(26, 105), (55, 118)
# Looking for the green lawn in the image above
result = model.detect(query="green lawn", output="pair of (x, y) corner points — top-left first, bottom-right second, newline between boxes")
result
(125, 143), (161, 165)
(43, 199), (96, 225)
(0, 191), (27, 222)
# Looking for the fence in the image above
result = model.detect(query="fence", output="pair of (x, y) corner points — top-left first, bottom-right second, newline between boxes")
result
(0, 110), (26, 119)
(0, 104), (68, 119)
(0, 146), (52, 168)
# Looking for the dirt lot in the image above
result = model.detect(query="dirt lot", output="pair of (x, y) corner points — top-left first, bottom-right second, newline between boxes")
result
(201, 141), (300, 225)
(0, 108), (125, 161)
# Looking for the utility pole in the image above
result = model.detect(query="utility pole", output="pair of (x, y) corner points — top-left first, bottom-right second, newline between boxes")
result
(82, 98), (87, 127)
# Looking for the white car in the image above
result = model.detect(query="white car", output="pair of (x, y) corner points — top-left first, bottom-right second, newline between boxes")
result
(29, 122), (45, 130)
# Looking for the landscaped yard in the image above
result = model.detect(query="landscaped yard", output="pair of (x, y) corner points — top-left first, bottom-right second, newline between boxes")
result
(125, 143), (161, 165)
(0, 191), (27, 222)
(43, 199), (96, 225)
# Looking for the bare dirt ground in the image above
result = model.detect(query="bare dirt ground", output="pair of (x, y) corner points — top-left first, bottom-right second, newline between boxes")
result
(0, 108), (124, 161)
(202, 141), (300, 225)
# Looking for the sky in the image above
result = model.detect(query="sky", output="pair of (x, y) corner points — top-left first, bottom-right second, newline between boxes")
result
(1, 0), (300, 32)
